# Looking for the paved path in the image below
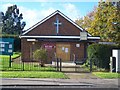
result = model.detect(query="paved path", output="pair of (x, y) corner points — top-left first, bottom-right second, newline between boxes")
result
(65, 73), (99, 79)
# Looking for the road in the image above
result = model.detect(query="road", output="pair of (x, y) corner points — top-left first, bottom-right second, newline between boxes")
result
(1, 78), (119, 90)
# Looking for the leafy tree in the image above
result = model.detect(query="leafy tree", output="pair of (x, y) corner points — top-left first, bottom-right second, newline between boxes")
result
(0, 13), (3, 34)
(75, 7), (96, 31)
(87, 1), (120, 45)
(1, 5), (26, 35)
(75, 1), (120, 45)
(33, 48), (47, 67)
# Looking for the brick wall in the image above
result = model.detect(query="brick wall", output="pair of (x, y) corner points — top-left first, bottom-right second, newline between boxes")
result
(26, 14), (81, 36)
(21, 40), (85, 63)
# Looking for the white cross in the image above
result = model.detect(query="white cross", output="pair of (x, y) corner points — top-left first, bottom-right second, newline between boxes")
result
(54, 16), (62, 35)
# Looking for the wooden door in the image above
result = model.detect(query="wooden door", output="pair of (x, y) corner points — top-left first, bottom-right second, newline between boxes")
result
(56, 43), (70, 61)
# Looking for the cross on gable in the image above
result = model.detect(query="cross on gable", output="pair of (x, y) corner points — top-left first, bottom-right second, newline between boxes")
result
(54, 16), (62, 35)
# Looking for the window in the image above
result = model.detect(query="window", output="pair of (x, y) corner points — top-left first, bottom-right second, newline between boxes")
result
(8, 49), (12, 53)
(0, 48), (5, 52)
(9, 44), (12, 48)
(0, 43), (5, 47)
(76, 44), (80, 47)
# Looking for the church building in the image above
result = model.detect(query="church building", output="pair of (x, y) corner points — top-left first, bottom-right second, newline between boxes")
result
(20, 10), (100, 63)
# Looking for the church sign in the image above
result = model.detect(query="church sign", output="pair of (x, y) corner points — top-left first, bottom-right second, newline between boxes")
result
(0, 38), (14, 55)
(80, 32), (87, 40)
(43, 43), (55, 50)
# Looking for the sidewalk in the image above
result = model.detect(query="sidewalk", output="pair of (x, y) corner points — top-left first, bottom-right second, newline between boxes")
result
(65, 73), (99, 79)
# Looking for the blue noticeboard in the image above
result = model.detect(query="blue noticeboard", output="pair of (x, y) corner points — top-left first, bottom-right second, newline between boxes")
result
(0, 38), (14, 55)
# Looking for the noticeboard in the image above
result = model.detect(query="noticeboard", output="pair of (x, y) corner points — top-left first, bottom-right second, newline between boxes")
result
(80, 32), (87, 40)
(0, 38), (14, 55)
(43, 43), (55, 51)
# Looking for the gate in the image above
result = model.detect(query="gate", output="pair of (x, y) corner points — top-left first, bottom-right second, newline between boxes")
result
(52, 58), (91, 73)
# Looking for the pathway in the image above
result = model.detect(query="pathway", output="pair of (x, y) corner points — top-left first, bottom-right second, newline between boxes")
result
(65, 73), (99, 79)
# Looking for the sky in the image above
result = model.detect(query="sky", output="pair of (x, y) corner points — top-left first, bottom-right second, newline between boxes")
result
(0, 1), (99, 30)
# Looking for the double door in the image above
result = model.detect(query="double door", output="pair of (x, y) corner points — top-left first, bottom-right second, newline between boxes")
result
(56, 43), (70, 61)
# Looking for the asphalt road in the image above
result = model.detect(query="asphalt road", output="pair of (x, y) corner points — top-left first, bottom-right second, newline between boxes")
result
(1, 78), (119, 89)
(1, 73), (120, 90)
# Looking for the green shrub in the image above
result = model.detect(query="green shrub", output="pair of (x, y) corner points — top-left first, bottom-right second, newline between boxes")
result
(87, 44), (119, 70)
(33, 48), (47, 67)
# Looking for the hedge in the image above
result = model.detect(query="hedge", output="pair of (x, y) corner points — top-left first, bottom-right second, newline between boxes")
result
(87, 44), (119, 70)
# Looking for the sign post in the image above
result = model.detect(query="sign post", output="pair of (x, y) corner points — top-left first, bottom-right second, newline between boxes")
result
(9, 55), (12, 68)
(0, 38), (14, 68)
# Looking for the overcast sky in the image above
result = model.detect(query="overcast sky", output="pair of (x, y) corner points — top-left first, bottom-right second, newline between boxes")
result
(0, 1), (98, 30)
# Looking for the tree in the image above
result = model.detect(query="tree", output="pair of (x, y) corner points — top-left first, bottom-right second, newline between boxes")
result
(33, 48), (47, 67)
(1, 5), (26, 35)
(75, 7), (96, 31)
(0, 13), (3, 34)
(87, 1), (120, 45)
(75, 1), (120, 45)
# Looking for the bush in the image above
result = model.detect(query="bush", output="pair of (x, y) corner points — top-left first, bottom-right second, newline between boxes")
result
(87, 44), (119, 70)
(33, 48), (47, 67)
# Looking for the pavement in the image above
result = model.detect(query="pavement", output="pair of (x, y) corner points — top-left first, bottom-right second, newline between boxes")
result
(65, 73), (99, 79)
(1, 73), (120, 89)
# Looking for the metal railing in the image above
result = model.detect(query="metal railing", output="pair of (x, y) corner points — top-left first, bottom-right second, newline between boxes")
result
(1, 56), (110, 72)
(1, 57), (56, 71)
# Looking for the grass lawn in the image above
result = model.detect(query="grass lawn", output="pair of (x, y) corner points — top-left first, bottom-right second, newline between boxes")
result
(93, 72), (120, 79)
(1, 71), (68, 79)
(0, 52), (21, 59)
(0, 52), (21, 70)
(0, 53), (68, 79)
(0, 52), (56, 71)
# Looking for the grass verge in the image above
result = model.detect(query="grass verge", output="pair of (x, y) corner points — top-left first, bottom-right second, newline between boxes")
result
(93, 72), (120, 79)
(1, 71), (68, 79)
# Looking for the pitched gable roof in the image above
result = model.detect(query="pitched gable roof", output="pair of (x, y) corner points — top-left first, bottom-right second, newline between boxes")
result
(22, 10), (91, 36)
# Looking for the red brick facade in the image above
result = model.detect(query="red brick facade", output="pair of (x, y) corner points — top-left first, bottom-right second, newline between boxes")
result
(21, 39), (86, 63)
(21, 10), (99, 63)
(26, 14), (81, 36)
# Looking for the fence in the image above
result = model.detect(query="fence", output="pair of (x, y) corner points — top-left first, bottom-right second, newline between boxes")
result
(86, 57), (111, 72)
(53, 57), (110, 72)
(1, 56), (90, 72)
(1, 56), (109, 72)
(1, 56), (56, 71)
